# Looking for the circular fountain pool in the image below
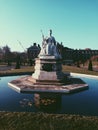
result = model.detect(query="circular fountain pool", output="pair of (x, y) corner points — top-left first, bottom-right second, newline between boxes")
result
(0, 75), (98, 116)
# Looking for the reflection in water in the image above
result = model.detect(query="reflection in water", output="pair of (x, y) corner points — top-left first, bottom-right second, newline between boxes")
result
(18, 93), (62, 113)
(34, 93), (62, 113)
(19, 93), (62, 113)
(19, 98), (34, 108)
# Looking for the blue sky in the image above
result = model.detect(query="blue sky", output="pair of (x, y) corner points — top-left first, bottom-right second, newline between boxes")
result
(0, 0), (98, 52)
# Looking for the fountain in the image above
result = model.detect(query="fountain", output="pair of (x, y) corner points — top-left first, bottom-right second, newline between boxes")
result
(8, 30), (88, 94)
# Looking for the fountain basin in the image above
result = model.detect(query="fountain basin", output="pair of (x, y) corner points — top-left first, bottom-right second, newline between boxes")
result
(8, 75), (88, 94)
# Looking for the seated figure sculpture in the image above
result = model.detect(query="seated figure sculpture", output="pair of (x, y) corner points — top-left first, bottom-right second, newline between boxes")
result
(40, 29), (61, 59)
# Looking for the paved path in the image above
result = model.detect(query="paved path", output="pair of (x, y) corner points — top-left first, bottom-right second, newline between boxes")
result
(0, 66), (15, 71)
(71, 72), (98, 79)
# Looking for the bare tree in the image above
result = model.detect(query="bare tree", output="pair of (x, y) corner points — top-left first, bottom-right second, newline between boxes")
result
(2, 45), (12, 66)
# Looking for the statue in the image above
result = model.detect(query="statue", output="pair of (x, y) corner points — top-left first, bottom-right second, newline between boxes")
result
(40, 30), (61, 59)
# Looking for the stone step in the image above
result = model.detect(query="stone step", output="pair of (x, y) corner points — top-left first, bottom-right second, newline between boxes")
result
(27, 77), (65, 85)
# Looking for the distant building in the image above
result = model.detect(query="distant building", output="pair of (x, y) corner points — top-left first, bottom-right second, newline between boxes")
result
(61, 47), (98, 65)
(27, 43), (41, 65)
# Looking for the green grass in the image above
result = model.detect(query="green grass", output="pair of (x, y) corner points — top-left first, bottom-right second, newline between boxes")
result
(0, 66), (34, 76)
(8, 66), (34, 73)
(0, 65), (98, 76)
(62, 65), (98, 76)
(0, 112), (98, 130)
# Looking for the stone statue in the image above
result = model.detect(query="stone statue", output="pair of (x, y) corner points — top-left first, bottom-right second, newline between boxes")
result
(40, 30), (61, 59)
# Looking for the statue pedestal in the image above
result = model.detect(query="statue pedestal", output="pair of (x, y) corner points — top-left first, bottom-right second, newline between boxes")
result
(31, 55), (65, 84)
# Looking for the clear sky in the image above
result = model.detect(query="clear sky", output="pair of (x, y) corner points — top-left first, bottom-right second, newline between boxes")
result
(0, 0), (98, 52)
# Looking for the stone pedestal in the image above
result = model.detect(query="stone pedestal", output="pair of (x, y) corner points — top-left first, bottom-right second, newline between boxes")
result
(31, 55), (65, 84)
(27, 54), (69, 86)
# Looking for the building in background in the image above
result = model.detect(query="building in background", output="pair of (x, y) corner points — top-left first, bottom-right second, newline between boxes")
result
(27, 43), (41, 66)
(62, 47), (98, 66)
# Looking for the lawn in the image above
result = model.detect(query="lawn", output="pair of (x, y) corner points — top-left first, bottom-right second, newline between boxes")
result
(0, 65), (34, 76)
(0, 64), (98, 76)
(62, 65), (98, 76)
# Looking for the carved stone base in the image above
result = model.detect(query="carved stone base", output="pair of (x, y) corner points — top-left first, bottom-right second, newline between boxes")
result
(32, 55), (64, 82)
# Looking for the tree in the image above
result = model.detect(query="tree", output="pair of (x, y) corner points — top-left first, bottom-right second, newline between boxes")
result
(2, 45), (12, 66)
(88, 60), (93, 71)
(15, 54), (21, 69)
(77, 61), (80, 67)
(0, 47), (3, 62)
